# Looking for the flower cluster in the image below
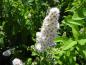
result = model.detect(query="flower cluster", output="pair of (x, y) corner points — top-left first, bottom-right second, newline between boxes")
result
(35, 7), (60, 52)
(2, 48), (15, 56)
(2, 49), (11, 56)
(12, 58), (24, 65)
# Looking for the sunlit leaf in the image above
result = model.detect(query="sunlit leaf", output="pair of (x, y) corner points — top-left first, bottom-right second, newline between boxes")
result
(71, 25), (79, 40)
(78, 39), (86, 45)
(62, 40), (77, 50)
(72, 12), (84, 20)
(83, 8), (86, 16)
(54, 36), (68, 43)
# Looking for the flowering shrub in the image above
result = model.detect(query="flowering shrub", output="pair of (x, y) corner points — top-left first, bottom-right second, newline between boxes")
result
(0, 0), (86, 65)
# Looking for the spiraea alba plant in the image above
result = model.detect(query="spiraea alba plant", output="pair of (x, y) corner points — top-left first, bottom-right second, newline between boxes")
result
(35, 7), (60, 52)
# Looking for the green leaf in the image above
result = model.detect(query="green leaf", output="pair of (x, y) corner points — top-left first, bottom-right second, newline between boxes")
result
(63, 15), (83, 26)
(78, 39), (86, 45)
(83, 50), (86, 58)
(63, 21), (80, 40)
(32, 51), (38, 56)
(28, 0), (34, 3)
(72, 12), (84, 20)
(71, 25), (79, 40)
(62, 40), (77, 50)
(69, 20), (84, 26)
(83, 8), (86, 16)
(26, 58), (32, 65)
(0, 38), (4, 46)
(54, 36), (68, 43)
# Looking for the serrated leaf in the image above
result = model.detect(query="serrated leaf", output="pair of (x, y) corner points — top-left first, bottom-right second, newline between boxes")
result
(62, 40), (77, 50)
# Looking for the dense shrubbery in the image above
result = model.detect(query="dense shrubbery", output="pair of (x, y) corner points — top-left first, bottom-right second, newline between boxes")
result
(0, 0), (86, 65)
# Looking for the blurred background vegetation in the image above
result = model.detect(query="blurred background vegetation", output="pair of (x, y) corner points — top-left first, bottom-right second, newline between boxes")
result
(0, 0), (86, 65)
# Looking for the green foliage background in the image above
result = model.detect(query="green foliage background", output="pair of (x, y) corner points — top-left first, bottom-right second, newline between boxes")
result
(0, 0), (86, 65)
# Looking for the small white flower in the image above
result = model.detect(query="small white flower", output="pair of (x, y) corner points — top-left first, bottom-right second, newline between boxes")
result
(35, 43), (43, 51)
(2, 48), (15, 56)
(12, 58), (24, 65)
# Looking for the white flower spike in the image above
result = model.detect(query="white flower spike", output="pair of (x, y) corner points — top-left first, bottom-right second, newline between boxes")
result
(35, 7), (60, 52)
